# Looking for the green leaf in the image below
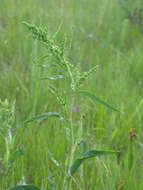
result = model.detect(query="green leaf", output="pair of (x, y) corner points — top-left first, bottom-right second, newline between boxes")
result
(70, 158), (84, 176)
(40, 75), (64, 80)
(79, 91), (119, 112)
(24, 112), (63, 124)
(10, 185), (40, 190)
(70, 149), (117, 175)
(10, 148), (24, 165)
(79, 139), (88, 153)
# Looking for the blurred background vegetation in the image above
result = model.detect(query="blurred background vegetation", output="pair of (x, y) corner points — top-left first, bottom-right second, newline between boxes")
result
(0, 0), (143, 189)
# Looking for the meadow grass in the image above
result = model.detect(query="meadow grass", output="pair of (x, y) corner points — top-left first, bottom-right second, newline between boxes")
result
(0, 0), (143, 189)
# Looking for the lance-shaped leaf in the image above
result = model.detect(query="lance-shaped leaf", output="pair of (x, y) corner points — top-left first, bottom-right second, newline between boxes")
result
(10, 185), (40, 190)
(79, 91), (119, 112)
(24, 112), (63, 124)
(40, 75), (64, 81)
(70, 149), (117, 175)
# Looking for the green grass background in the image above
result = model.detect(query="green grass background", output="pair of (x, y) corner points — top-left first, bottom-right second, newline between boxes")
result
(0, 0), (143, 189)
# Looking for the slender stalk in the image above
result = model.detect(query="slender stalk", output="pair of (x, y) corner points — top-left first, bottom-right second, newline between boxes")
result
(5, 137), (10, 166)
(67, 95), (77, 189)
(62, 95), (76, 190)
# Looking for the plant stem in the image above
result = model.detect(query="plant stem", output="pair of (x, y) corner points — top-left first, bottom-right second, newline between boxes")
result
(62, 95), (76, 190)
(67, 95), (77, 189)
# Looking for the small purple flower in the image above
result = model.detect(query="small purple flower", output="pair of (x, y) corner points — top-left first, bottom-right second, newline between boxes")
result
(72, 106), (79, 113)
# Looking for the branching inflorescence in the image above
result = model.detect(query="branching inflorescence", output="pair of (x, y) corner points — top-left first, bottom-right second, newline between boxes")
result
(22, 22), (119, 189)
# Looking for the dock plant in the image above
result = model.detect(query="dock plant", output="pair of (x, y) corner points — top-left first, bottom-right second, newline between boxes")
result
(10, 22), (119, 190)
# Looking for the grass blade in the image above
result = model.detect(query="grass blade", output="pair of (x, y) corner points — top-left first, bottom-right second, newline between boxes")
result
(24, 112), (63, 124)
(79, 91), (119, 112)
(70, 149), (117, 175)
(10, 185), (40, 190)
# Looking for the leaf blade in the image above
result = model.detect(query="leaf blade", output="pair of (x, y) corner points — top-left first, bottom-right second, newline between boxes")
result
(24, 112), (63, 124)
(70, 158), (84, 176)
(70, 149), (117, 175)
(79, 91), (119, 112)
(10, 185), (40, 190)
(40, 75), (64, 81)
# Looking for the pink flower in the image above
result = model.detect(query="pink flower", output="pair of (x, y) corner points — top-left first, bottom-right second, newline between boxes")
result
(72, 106), (79, 113)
